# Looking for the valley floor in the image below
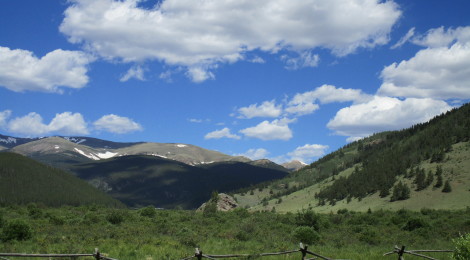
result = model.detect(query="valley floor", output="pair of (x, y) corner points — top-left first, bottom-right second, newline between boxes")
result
(0, 206), (469, 260)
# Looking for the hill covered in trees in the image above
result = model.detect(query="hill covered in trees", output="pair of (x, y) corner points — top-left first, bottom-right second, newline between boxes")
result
(235, 103), (470, 212)
(0, 152), (123, 207)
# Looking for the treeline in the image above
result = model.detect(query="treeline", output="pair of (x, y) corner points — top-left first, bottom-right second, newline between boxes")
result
(314, 103), (469, 204)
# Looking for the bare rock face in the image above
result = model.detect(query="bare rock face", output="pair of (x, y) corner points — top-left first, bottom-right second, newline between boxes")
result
(197, 193), (238, 212)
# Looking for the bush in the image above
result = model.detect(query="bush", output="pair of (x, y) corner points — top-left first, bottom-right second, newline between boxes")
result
(295, 209), (326, 231)
(453, 233), (470, 260)
(140, 206), (157, 218)
(402, 218), (429, 231)
(27, 204), (43, 219)
(292, 226), (320, 245)
(2, 220), (32, 241)
(106, 210), (125, 225)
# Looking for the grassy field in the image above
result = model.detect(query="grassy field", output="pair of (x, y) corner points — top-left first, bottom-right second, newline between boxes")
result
(236, 142), (470, 213)
(0, 205), (469, 260)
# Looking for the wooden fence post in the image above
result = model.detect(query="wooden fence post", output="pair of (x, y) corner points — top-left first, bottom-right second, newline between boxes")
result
(398, 246), (406, 260)
(300, 243), (307, 260)
(94, 248), (101, 260)
(195, 248), (202, 260)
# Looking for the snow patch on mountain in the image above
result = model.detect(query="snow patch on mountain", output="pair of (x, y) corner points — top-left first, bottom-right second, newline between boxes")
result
(74, 148), (100, 160)
(74, 148), (119, 160)
(0, 137), (17, 144)
(96, 151), (118, 159)
(63, 137), (86, 144)
(54, 145), (60, 150)
(176, 144), (187, 148)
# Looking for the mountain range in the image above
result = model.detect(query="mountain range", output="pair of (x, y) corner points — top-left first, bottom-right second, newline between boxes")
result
(0, 134), (290, 208)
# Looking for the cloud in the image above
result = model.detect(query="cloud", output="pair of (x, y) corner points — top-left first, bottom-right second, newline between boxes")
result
(391, 27), (415, 49)
(7, 112), (89, 136)
(236, 148), (270, 160)
(0, 47), (93, 93)
(286, 84), (371, 116)
(379, 26), (470, 100)
(327, 96), (452, 141)
(120, 65), (145, 82)
(287, 144), (329, 163)
(93, 114), (143, 134)
(239, 118), (295, 141)
(250, 56), (265, 64)
(204, 127), (241, 140)
(0, 110), (12, 128)
(188, 118), (210, 123)
(411, 26), (470, 48)
(282, 51), (320, 70)
(60, 0), (400, 81)
(237, 100), (282, 119)
(186, 66), (215, 83)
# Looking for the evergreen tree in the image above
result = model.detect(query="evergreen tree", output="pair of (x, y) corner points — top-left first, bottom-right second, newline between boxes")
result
(435, 166), (443, 188)
(442, 180), (452, 193)
(425, 170), (434, 187)
(414, 168), (427, 191)
(390, 181), (411, 202)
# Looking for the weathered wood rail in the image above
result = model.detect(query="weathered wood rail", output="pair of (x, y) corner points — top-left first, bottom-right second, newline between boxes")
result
(0, 244), (455, 260)
(383, 245), (454, 260)
(180, 243), (351, 260)
(0, 248), (117, 260)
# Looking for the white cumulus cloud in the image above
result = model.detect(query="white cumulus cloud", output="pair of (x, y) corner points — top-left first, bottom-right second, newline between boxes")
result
(287, 144), (329, 163)
(205, 127), (241, 140)
(0, 110), (12, 128)
(379, 26), (470, 100)
(0, 47), (93, 93)
(60, 0), (400, 81)
(327, 96), (452, 141)
(239, 118), (295, 141)
(236, 148), (270, 160)
(93, 114), (143, 134)
(286, 85), (371, 116)
(7, 112), (89, 136)
(237, 100), (283, 119)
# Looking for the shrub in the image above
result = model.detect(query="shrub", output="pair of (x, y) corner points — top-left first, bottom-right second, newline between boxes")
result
(293, 226), (320, 245)
(106, 211), (125, 225)
(295, 209), (326, 231)
(453, 233), (470, 260)
(2, 220), (32, 241)
(27, 204), (43, 219)
(402, 218), (429, 231)
(140, 206), (157, 218)
(48, 215), (65, 225)
(358, 228), (379, 245)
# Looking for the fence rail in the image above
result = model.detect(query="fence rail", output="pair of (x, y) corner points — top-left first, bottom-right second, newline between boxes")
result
(383, 245), (454, 260)
(0, 248), (117, 260)
(181, 243), (350, 260)
(0, 244), (454, 260)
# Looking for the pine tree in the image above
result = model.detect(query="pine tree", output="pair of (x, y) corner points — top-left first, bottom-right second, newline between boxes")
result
(442, 180), (452, 193)
(435, 166), (443, 188)
(391, 181), (411, 201)
(414, 168), (426, 191)
(425, 170), (434, 187)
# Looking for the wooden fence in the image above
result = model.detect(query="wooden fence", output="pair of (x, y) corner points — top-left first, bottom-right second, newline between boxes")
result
(0, 244), (454, 260)
(383, 245), (454, 260)
(0, 248), (117, 260)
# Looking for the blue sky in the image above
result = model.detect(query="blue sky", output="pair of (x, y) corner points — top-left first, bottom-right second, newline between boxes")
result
(1, 0), (469, 164)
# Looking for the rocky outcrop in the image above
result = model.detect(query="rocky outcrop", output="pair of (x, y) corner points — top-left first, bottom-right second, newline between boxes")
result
(197, 193), (238, 212)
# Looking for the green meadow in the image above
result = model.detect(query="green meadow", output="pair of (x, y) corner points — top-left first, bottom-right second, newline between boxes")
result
(1, 205), (469, 260)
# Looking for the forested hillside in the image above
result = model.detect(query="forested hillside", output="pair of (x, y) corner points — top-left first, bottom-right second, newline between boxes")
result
(235, 103), (470, 212)
(0, 152), (123, 207)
